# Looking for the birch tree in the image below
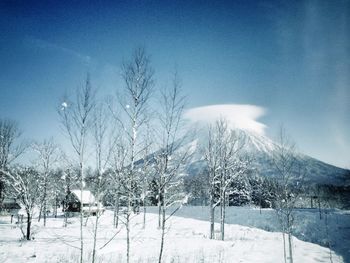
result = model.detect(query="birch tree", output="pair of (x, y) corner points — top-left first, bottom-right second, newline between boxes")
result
(91, 103), (116, 263)
(108, 140), (127, 229)
(112, 47), (154, 263)
(272, 128), (306, 263)
(204, 119), (247, 240)
(2, 166), (41, 240)
(155, 72), (189, 263)
(58, 75), (95, 263)
(220, 134), (249, 241)
(204, 124), (221, 240)
(0, 119), (25, 208)
(32, 138), (59, 226)
(140, 124), (154, 229)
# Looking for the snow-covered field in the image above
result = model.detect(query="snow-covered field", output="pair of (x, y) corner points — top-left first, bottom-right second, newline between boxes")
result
(0, 207), (347, 262)
(147, 206), (350, 262)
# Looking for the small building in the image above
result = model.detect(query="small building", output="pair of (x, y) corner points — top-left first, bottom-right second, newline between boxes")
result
(0, 198), (21, 216)
(63, 190), (104, 216)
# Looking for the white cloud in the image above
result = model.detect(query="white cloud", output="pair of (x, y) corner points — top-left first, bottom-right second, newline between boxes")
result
(184, 104), (267, 135)
(26, 36), (91, 65)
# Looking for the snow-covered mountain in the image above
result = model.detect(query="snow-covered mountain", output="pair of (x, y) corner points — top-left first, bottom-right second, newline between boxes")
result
(181, 104), (350, 187)
(185, 126), (350, 187)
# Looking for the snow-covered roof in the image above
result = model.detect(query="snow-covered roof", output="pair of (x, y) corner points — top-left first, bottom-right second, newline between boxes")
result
(71, 190), (96, 204)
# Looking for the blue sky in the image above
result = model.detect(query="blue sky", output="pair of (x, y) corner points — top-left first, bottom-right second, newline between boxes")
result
(0, 0), (349, 168)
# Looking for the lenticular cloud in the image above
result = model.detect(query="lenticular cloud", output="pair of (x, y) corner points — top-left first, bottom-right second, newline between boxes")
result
(184, 104), (267, 136)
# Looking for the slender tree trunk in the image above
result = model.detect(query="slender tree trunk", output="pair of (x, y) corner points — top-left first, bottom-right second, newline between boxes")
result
(38, 176), (48, 225)
(310, 197), (313, 208)
(114, 193), (120, 228)
(259, 195), (262, 214)
(158, 187), (162, 229)
(158, 208), (166, 263)
(92, 218), (98, 263)
(54, 194), (58, 218)
(92, 180), (102, 263)
(221, 191), (226, 241)
(26, 211), (31, 240)
(318, 199), (322, 220)
(209, 196), (215, 239)
(64, 211), (68, 227)
(286, 213), (294, 263)
(142, 175), (147, 229)
(80, 161), (84, 263)
(126, 212), (130, 263)
(126, 170), (133, 263)
(282, 232), (287, 263)
(220, 198), (223, 234)
(43, 185), (47, 227)
(143, 199), (146, 229)
(116, 194), (120, 228)
(0, 176), (4, 208)
(125, 118), (136, 263)
(158, 189), (166, 263)
(126, 184), (132, 263)
(288, 232), (293, 263)
(219, 173), (224, 241)
(38, 204), (42, 222)
(92, 208), (100, 263)
(43, 199), (47, 227)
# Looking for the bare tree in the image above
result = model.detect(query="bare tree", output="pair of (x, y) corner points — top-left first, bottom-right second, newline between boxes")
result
(204, 119), (247, 240)
(112, 47), (154, 263)
(155, 72), (189, 263)
(108, 140), (128, 229)
(0, 119), (25, 207)
(32, 138), (60, 226)
(204, 124), (221, 240)
(219, 130), (248, 241)
(58, 75), (95, 263)
(272, 127), (306, 263)
(2, 166), (41, 240)
(140, 124), (154, 229)
(91, 103), (116, 263)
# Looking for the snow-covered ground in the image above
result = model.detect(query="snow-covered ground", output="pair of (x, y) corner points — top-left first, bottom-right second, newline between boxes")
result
(147, 206), (350, 262)
(0, 207), (347, 262)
